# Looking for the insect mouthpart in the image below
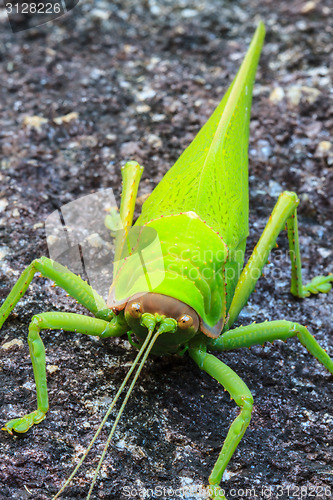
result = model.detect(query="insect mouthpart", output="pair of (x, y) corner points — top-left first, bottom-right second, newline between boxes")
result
(124, 293), (200, 355)
(124, 292), (200, 331)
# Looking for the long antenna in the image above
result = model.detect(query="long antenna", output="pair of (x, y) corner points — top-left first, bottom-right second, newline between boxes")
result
(86, 330), (161, 499)
(51, 329), (155, 500)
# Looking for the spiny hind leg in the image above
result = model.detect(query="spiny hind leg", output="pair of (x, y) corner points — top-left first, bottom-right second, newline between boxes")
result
(210, 320), (333, 375)
(226, 191), (333, 329)
(189, 348), (253, 500)
(3, 312), (124, 434)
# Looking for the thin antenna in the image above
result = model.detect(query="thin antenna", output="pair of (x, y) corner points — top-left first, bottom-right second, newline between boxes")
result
(86, 330), (161, 499)
(52, 329), (155, 500)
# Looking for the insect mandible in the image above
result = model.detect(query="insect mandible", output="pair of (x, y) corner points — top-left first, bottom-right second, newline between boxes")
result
(1, 22), (333, 500)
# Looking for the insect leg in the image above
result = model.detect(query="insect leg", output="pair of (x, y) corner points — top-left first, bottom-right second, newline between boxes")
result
(226, 191), (333, 329)
(2, 311), (123, 435)
(209, 320), (333, 375)
(189, 347), (253, 500)
(114, 160), (144, 262)
(0, 256), (108, 330)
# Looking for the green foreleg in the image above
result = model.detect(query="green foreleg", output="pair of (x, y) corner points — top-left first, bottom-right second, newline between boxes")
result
(0, 256), (109, 329)
(210, 320), (333, 374)
(189, 348), (253, 500)
(3, 311), (125, 435)
(226, 191), (333, 329)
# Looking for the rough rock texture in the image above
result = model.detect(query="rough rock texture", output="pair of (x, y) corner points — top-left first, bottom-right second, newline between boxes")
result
(0, 1), (332, 499)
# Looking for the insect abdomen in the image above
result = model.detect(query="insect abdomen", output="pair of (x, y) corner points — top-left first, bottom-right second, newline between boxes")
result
(136, 24), (265, 255)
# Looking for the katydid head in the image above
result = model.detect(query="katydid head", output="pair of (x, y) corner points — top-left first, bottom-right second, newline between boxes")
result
(123, 292), (200, 355)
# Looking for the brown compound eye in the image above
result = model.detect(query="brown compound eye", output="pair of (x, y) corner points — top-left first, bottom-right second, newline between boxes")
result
(178, 314), (193, 329)
(129, 302), (143, 318)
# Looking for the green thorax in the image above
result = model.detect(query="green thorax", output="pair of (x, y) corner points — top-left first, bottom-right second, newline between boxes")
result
(110, 212), (229, 336)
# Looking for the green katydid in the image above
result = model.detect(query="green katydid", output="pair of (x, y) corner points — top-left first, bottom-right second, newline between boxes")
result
(1, 21), (333, 500)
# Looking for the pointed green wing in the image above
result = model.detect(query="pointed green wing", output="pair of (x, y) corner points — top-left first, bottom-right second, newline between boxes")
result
(136, 22), (265, 251)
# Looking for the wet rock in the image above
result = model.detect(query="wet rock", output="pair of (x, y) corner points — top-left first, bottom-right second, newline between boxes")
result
(0, 2), (332, 500)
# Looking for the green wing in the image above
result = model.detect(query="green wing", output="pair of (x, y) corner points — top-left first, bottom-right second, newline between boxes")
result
(137, 22), (265, 251)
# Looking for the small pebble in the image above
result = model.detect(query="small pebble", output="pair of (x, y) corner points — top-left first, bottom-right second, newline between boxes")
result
(181, 8), (198, 18)
(120, 141), (143, 157)
(136, 104), (151, 114)
(269, 87), (285, 103)
(287, 86), (320, 106)
(46, 365), (59, 374)
(137, 88), (156, 101)
(146, 134), (162, 149)
(53, 112), (78, 125)
(318, 247), (332, 259)
(269, 180), (283, 197)
(315, 140), (332, 156)
(86, 233), (105, 248)
(23, 115), (48, 132)
(0, 199), (8, 213)
(105, 133), (117, 143)
(301, 1), (316, 14)
(90, 8), (110, 20)
(2, 339), (23, 350)
(0, 246), (10, 260)
(47, 235), (59, 246)
(152, 113), (166, 122)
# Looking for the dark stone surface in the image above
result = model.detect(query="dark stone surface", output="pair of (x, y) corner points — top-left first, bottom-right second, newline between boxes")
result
(0, 1), (332, 499)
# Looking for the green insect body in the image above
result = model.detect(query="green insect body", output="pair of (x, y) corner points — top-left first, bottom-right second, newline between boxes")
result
(1, 21), (333, 500)
(109, 23), (264, 344)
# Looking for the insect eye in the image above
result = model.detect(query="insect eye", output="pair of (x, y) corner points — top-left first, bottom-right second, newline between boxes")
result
(178, 314), (193, 329)
(130, 302), (143, 318)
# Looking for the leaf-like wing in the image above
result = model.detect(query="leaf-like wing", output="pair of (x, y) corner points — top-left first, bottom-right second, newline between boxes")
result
(137, 22), (265, 251)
